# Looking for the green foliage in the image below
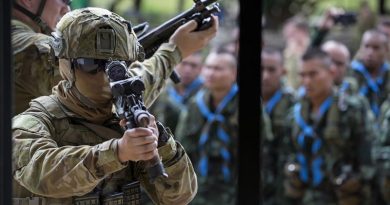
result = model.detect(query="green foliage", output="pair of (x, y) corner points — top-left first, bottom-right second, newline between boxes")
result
(313, 0), (378, 16)
(263, 0), (378, 30)
(87, 0), (194, 27)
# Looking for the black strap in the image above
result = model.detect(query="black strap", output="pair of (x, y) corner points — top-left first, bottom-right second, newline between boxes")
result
(13, 1), (51, 33)
(13, 2), (40, 22)
(36, 0), (47, 18)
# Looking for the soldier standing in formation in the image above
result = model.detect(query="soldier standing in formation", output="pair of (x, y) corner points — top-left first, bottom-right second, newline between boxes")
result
(284, 48), (376, 205)
(261, 47), (296, 205)
(175, 50), (238, 204)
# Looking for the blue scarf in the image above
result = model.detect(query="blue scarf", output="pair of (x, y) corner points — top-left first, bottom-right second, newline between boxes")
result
(196, 83), (238, 182)
(293, 96), (333, 187)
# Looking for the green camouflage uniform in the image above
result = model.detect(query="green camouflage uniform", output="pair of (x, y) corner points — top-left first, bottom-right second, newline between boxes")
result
(348, 60), (390, 120)
(284, 90), (376, 205)
(262, 86), (296, 205)
(12, 19), (62, 115)
(12, 7), (197, 205)
(175, 85), (238, 205)
(149, 77), (204, 133)
(372, 101), (390, 204)
(260, 105), (274, 204)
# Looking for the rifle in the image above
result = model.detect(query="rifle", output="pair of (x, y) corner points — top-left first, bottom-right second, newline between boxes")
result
(136, 0), (221, 83)
(105, 60), (168, 183)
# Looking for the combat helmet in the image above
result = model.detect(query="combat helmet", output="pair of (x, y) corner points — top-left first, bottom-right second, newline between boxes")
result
(51, 7), (142, 62)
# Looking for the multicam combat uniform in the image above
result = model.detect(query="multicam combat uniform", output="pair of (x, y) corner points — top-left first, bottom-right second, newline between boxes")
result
(12, 93), (196, 205)
(12, 19), (62, 115)
(284, 91), (376, 205)
(175, 84), (238, 205)
(12, 7), (197, 205)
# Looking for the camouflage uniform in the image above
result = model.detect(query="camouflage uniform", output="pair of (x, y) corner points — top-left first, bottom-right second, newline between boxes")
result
(284, 90), (376, 205)
(372, 100), (390, 204)
(12, 8), (197, 205)
(348, 60), (390, 119)
(12, 95), (196, 205)
(260, 105), (274, 204)
(262, 86), (296, 205)
(175, 84), (238, 205)
(149, 77), (204, 133)
(12, 19), (62, 115)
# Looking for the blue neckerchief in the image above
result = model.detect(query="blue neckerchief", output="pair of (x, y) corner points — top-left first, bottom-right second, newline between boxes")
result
(351, 60), (389, 117)
(168, 77), (204, 105)
(196, 83), (238, 182)
(294, 96), (333, 187)
(339, 81), (350, 93)
(296, 86), (306, 99)
(265, 89), (283, 115)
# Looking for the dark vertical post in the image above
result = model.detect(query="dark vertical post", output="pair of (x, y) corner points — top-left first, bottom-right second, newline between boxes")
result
(379, 0), (386, 15)
(0, 0), (13, 204)
(237, 0), (261, 204)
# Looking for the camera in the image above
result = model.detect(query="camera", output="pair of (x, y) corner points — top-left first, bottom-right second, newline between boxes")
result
(333, 12), (357, 26)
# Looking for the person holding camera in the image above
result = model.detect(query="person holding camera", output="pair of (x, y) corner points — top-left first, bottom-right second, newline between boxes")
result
(12, 7), (218, 205)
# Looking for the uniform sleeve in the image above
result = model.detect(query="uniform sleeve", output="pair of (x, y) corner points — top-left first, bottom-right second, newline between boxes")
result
(138, 134), (197, 205)
(12, 114), (127, 198)
(13, 45), (61, 115)
(127, 43), (182, 108)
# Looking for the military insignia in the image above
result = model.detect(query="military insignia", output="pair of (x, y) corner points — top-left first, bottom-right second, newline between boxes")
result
(96, 28), (115, 54)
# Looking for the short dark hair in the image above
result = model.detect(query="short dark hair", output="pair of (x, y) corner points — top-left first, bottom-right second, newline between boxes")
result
(262, 46), (283, 64)
(363, 29), (389, 44)
(301, 47), (332, 69)
(207, 49), (237, 70)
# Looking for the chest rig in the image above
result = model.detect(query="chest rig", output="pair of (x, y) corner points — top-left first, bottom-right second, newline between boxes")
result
(28, 96), (141, 205)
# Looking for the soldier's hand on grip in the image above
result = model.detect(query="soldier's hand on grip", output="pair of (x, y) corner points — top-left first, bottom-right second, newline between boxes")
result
(117, 116), (159, 163)
(169, 15), (219, 59)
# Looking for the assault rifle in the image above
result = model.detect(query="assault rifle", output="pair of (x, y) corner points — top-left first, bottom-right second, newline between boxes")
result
(136, 0), (220, 83)
(105, 60), (168, 183)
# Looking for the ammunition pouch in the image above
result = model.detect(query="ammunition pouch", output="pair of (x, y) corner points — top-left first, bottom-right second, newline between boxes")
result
(12, 197), (46, 205)
(102, 193), (123, 205)
(73, 193), (100, 205)
(73, 181), (141, 205)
